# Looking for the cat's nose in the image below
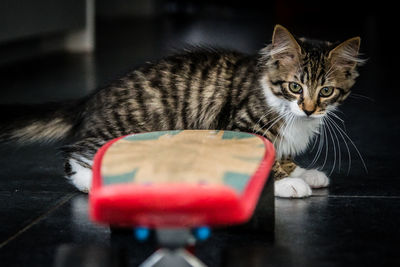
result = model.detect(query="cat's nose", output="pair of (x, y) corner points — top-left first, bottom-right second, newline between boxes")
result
(303, 109), (314, 116)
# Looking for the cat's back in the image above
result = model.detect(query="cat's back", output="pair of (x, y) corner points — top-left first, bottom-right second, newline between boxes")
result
(99, 48), (254, 96)
(81, 48), (256, 134)
(138, 48), (250, 81)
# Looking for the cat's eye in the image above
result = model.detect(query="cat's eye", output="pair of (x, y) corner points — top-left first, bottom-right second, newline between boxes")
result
(289, 82), (303, 94)
(319, 87), (334, 97)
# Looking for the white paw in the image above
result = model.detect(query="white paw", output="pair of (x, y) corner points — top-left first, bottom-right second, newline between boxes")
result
(275, 177), (312, 198)
(67, 157), (93, 193)
(293, 167), (330, 188)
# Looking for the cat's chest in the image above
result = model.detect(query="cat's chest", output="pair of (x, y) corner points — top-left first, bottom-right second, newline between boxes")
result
(276, 119), (320, 159)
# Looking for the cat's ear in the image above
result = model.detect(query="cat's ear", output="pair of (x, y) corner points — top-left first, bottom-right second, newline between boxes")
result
(328, 37), (364, 69)
(270, 25), (302, 61)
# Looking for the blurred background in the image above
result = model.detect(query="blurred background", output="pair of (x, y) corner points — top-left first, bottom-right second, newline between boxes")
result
(1, 1), (400, 266)
(0, 0), (394, 103)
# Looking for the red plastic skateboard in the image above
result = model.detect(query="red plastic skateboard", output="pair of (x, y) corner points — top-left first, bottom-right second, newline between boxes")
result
(89, 130), (275, 266)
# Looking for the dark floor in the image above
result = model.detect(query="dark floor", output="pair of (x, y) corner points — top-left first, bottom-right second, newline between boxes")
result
(1, 8), (400, 267)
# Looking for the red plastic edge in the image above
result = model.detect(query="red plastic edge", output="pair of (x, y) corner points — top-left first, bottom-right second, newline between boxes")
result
(89, 133), (275, 228)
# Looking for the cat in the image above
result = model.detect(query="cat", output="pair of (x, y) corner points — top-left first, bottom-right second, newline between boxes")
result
(0, 25), (364, 198)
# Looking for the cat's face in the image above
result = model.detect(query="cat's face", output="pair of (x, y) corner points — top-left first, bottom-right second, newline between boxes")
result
(260, 25), (363, 119)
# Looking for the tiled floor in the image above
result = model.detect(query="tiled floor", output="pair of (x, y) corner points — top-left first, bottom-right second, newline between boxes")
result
(1, 8), (400, 267)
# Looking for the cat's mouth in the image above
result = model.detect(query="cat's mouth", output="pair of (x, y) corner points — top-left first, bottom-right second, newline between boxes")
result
(288, 102), (323, 119)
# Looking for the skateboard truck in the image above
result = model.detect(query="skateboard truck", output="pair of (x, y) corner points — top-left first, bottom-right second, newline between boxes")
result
(139, 228), (208, 267)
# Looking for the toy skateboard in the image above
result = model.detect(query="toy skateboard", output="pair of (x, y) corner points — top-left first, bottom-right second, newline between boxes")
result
(88, 130), (275, 267)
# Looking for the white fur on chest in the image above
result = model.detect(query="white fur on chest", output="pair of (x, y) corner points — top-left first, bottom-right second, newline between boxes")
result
(277, 117), (320, 159)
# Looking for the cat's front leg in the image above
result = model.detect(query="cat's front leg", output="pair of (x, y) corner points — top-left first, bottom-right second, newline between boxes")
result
(273, 160), (312, 198)
(291, 166), (330, 189)
(280, 157), (330, 188)
(274, 158), (330, 198)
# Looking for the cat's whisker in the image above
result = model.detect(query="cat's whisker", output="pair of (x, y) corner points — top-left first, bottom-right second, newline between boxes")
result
(328, 110), (347, 130)
(252, 108), (276, 133)
(320, 117), (329, 171)
(270, 112), (290, 151)
(308, 119), (325, 168)
(275, 113), (290, 144)
(349, 93), (375, 102)
(325, 114), (352, 175)
(331, 108), (345, 115)
(325, 119), (338, 176)
(261, 111), (289, 138)
(328, 117), (342, 172)
(272, 116), (286, 146)
(326, 114), (368, 174)
(255, 111), (283, 134)
(309, 123), (321, 152)
(275, 113), (295, 157)
(272, 120), (285, 157)
(309, 117), (324, 152)
(315, 119), (326, 168)
(287, 114), (297, 156)
(308, 127), (321, 168)
(328, 111), (344, 123)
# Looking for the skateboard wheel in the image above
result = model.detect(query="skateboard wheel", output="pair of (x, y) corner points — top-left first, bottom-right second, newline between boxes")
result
(194, 226), (211, 241)
(134, 227), (150, 241)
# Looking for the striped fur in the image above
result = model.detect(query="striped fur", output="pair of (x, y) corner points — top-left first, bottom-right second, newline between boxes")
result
(0, 25), (363, 192)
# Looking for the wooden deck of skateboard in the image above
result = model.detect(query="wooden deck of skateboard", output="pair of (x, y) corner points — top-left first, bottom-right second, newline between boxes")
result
(89, 130), (275, 228)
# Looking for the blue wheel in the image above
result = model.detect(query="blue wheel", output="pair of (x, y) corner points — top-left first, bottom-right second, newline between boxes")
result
(193, 226), (211, 241)
(134, 227), (150, 241)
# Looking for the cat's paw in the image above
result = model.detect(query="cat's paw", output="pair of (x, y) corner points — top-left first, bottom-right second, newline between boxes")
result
(292, 167), (329, 188)
(67, 157), (93, 193)
(275, 177), (312, 198)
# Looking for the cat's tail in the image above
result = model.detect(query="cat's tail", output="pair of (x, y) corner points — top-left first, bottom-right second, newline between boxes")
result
(0, 99), (85, 144)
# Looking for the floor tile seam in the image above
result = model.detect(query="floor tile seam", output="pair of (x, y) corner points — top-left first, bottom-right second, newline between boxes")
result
(0, 192), (78, 249)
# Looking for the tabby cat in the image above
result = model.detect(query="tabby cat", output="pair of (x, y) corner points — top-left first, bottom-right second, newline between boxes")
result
(0, 25), (364, 198)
